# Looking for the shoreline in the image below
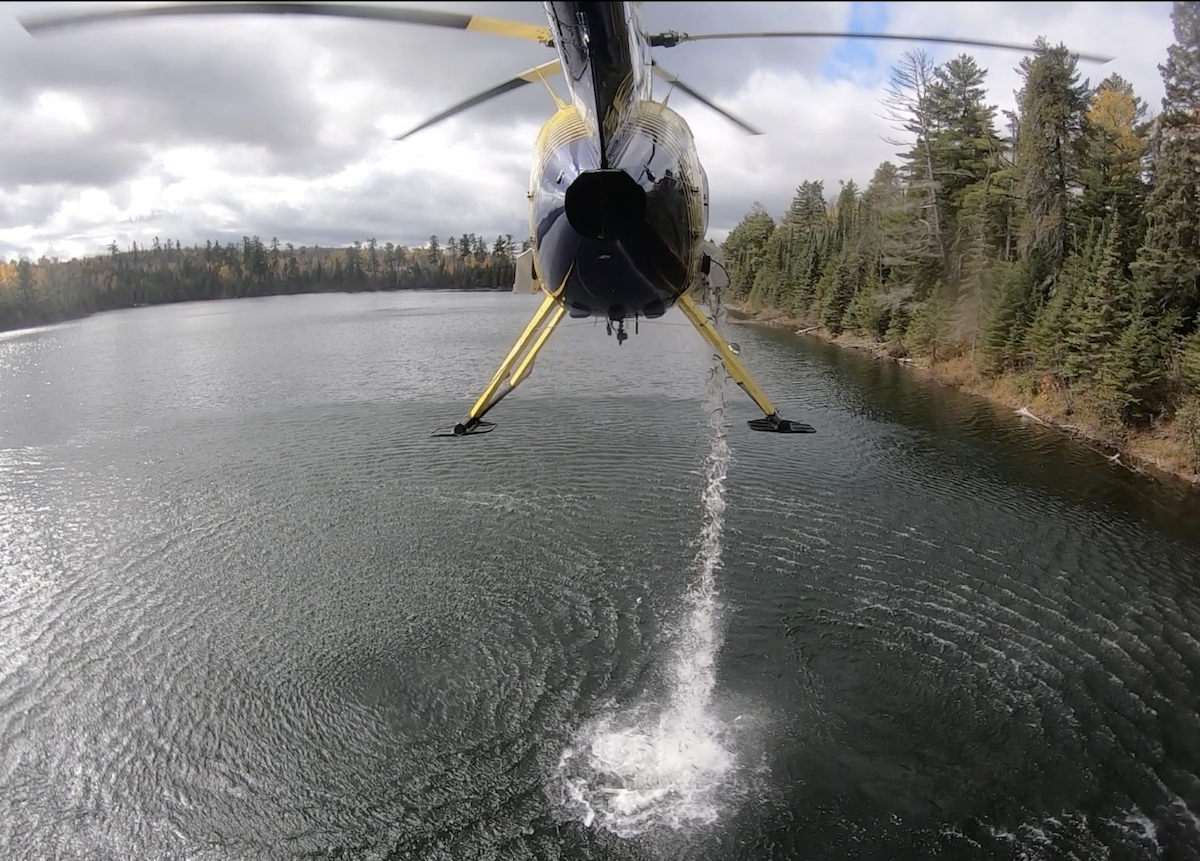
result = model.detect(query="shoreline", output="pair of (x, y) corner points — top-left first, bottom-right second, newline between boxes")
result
(725, 303), (1200, 491)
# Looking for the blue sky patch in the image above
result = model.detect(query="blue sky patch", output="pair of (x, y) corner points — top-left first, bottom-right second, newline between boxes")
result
(820, 1), (892, 84)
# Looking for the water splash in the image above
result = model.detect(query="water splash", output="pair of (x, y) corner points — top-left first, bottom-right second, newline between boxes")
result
(557, 309), (738, 838)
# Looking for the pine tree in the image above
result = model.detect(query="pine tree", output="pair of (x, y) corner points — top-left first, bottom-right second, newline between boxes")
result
(1177, 396), (1200, 470)
(846, 262), (888, 339)
(1014, 38), (1091, 296)
(783, 180), (829, 228)
(16, 258), (35, 308)
(722, 204), (775, 302)
(1133, 0), (1200, 330)
(1181, 328), (1200, 389)
(951, 189), (994, 355)
(1025, 221), (1101, 377)
(1064, 218), (1126, 386)
(978, 262), (1032, 374)
(905, 286), (955, 362)
(778, 185), (834, 310)
(881, 50), (948, 294)
(789, 228), (835, 317)
(749, 238), (784, 308)
(1076, 74), (1149, 268)
(1097, 290), (1163, 424)
(928, 54), (1003, 223)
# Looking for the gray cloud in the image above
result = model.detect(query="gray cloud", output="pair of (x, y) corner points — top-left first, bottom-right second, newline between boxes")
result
(8, 161), (531, 255)
(639, 1), (850, 93)
(306, 2), (850, 115)
(0, 185), (65, 230)
(0, 133), (145, 188)
(0, 1), (851, 175)
(194, 166), (529, 251)
(0, 4), (339, 184)
(0, 1), (1178, 261)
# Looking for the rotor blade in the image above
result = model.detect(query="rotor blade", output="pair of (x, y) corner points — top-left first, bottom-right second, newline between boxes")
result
(651, 62), (762, 136)
(650, 31), (1114, 64)
(19, 2), (553, 44)
(395, 59), (562, 141)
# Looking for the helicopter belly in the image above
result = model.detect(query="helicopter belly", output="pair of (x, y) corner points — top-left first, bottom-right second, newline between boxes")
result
(529, 104), (708, 321)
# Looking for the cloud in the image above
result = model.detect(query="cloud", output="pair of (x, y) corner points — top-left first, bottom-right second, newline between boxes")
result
(0, 1), (1178, 261)
(0, 185), (66, 230)
(0, 8), (327, 169)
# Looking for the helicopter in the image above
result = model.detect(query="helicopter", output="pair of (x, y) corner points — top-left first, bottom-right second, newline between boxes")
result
(18, 2), (1112, 438)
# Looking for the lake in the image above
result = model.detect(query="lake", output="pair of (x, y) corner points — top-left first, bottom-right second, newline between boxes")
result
(2, 290), (1198, 860)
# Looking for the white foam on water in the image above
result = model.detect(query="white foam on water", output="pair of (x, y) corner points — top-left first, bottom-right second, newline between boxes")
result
(557, 306), (740, 839)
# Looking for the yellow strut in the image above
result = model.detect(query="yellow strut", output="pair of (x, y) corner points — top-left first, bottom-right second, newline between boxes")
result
(676, 292), (777, 417)
(440, 277), (813, 438)
(468, 291), (559, 418)
(676, 293), (815, 434)
(445, 288), (566, 435)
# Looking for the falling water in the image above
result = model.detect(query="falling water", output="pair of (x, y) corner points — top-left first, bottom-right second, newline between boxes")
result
(557, 294), (739, 839)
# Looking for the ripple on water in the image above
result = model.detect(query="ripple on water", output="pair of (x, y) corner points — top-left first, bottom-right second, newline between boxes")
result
(722, 469), (1200, 857)
(1, 410), (708, 859)
(3, 294), (1200, 860)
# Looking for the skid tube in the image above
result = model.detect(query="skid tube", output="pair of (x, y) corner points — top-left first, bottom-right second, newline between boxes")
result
(431, 290), (566, 438)
(676, 292), (815, 434)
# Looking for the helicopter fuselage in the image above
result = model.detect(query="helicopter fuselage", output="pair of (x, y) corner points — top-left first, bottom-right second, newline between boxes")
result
(531, 1), (709, 323)
(13, 0), (1063, 438)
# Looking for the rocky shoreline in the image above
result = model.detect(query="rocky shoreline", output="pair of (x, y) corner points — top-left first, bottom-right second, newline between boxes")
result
(726, 303), (1200, 491)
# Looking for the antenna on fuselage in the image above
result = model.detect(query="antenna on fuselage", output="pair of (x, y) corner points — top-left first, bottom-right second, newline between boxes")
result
(531, 64), (567, 111)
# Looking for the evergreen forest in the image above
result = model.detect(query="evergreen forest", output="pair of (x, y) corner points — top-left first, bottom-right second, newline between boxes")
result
(0, 233), (526, 331)
(723, 2), (1200, 475)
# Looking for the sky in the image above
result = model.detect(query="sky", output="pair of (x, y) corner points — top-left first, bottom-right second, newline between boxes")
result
(0, 1), (1179, 262)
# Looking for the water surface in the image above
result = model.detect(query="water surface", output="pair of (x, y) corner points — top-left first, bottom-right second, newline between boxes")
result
(2, 291), (1198, 860)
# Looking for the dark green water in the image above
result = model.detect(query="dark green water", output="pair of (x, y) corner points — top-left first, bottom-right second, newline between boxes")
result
(1, 291), (1198, 860)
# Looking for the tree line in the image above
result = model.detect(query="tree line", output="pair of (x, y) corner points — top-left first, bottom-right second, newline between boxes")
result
(722, 1), (1200, 470)
(0, 232), (530, 332)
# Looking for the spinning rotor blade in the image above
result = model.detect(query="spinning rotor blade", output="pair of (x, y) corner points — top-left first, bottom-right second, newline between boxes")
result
(651, 62), (762, 136)
(19, 2), (553, 44)
(395, 59), (562, 141)
(649, 30), (1114, 64)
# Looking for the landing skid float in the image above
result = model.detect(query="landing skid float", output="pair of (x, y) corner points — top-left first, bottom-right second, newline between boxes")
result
(431, 255), (816, 439)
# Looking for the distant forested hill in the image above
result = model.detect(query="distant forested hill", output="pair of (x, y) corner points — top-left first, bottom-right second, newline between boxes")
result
(0, 232), (529, 332)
